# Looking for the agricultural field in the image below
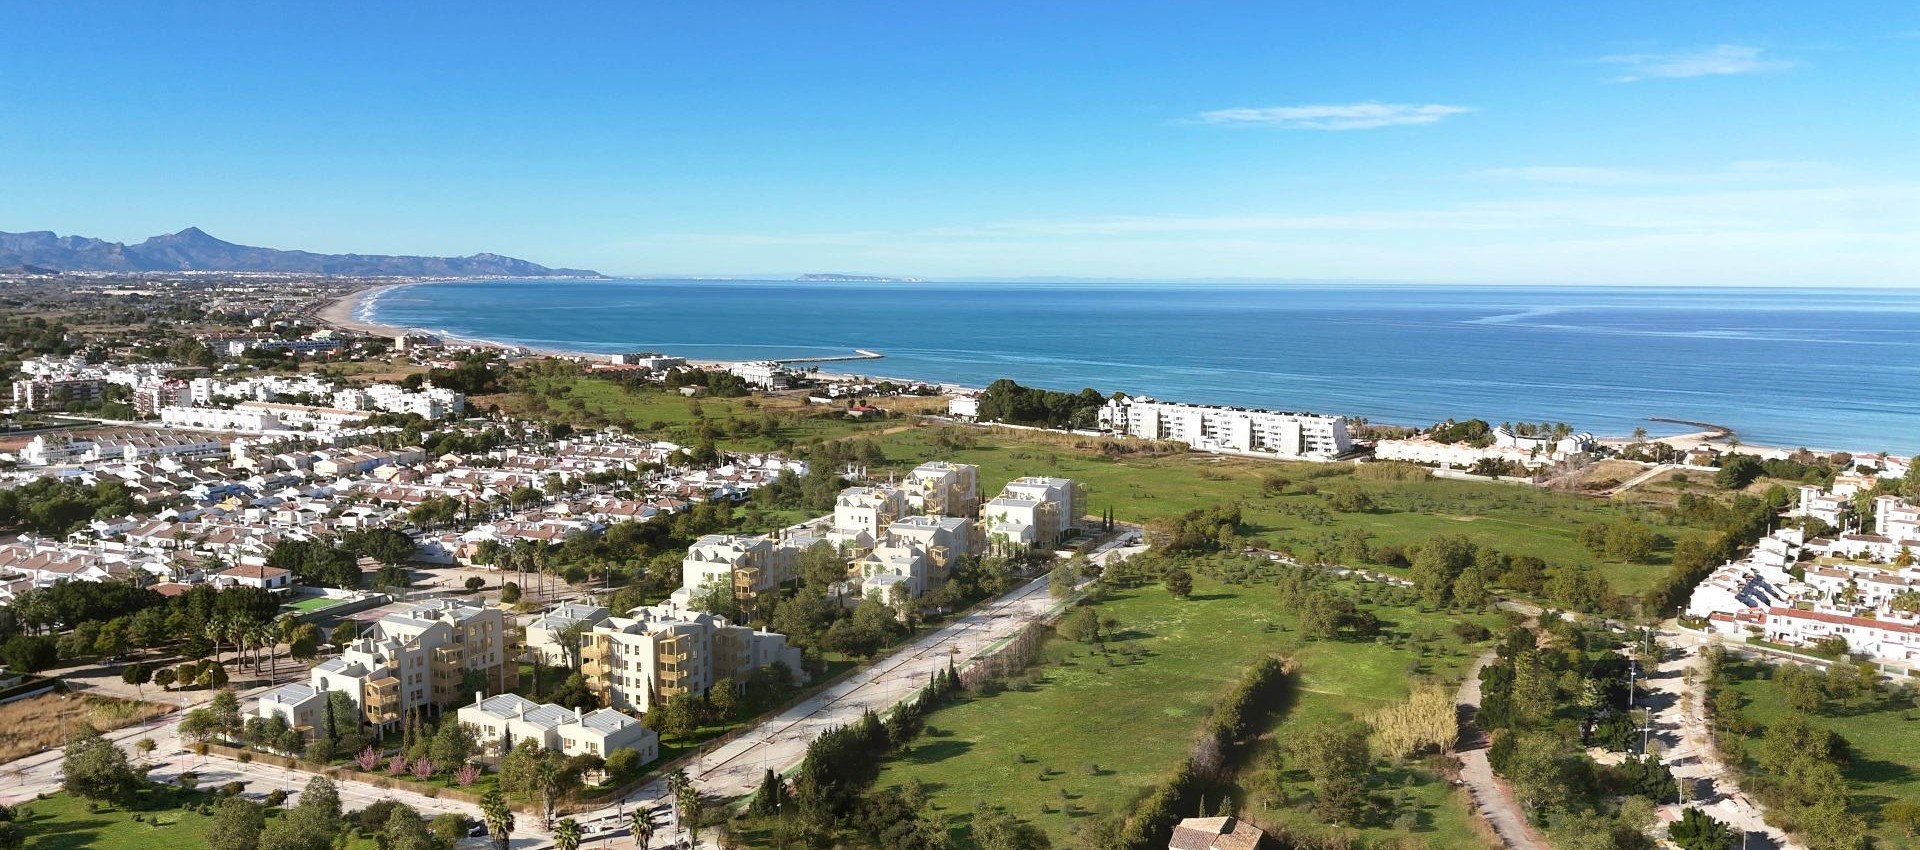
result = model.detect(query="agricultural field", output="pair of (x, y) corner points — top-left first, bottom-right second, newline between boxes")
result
(857, 424), (1716, 597)
(867, 570), (1506, 849)
(1724, 660), (1920, 849)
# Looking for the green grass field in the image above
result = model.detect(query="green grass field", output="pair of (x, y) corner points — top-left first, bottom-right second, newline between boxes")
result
(1725, 663), (1920, 848)
(499, 377), (898, 451)
(857, 425), (1711, 597)
(865, 573), (1503, 849)
(16, 788), (379, 850)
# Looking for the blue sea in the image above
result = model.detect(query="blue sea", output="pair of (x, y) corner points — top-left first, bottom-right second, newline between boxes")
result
(368, 280), (1920, 452)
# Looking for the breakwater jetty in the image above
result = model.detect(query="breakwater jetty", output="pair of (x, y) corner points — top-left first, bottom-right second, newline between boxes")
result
(774, 349), (883, 365)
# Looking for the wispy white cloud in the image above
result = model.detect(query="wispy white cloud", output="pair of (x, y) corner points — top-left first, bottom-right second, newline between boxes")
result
(1188, 102), (1472, 130)
(1598, 44), (1793, 82)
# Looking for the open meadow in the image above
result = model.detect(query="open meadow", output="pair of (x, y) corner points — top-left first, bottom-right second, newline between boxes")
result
(864, 570), (1505, 849)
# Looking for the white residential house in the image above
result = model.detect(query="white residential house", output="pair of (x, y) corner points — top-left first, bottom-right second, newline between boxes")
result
(1793, 485), (1850, 529)
(215, 564), (293, 591)
(457, 692), (658, 762)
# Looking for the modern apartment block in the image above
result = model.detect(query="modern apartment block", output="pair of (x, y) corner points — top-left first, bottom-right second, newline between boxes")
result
(676, 533), (797, 613)
(983, 476), (1077, 552)
(272, 599), (513, 731)
(578, 604), (804, 713)
(1098, 396), (1352, 460)
(831, 486), (908, 548)
(902, 461), (981, 518)
(524, 601), (612, 666)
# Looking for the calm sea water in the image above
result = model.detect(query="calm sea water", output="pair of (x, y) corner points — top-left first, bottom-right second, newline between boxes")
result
(370, 280), (1920, 452)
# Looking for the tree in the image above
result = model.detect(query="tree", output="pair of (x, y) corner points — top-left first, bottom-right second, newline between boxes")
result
(678, 784), (705, 848)
(1164, 568), (1193, 599)
(429, 719), (475, 779)
(257, 776), (341, 850)
(380, 803), (438, 850)
(554, 817), (584, 850)
(1292, 722), (1371, 824)
(631, 808), (656, 848)
(121, 663), (152, 697)
(1668, 807), (1736, 850)
(465, 576), (486, 592)
(1884, 801), (1920, 839)
(0, 635), (56, 673)
(709, 677), (740, 722)
(480, 788), (515, 850)
(61, 724), (135, 802)
(971, 801), (1050, 850)
(206, 797), (267, 850)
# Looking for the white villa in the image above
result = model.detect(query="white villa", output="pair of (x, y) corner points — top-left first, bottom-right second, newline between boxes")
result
(456, 692), (658, 762)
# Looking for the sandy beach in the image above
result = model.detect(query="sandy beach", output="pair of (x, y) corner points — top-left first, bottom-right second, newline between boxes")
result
(314, 283), (411, 337)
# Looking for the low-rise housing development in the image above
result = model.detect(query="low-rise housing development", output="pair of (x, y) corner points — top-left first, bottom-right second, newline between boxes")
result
(983, 475), (1077, 552)
(1373, 425), (1594, 471)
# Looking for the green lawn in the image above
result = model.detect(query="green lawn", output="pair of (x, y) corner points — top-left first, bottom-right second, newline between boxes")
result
(856, 425), (1713, 597)
(1725, 662), (1920, 848)
(16, 788), (379, 850)
(864, 572), (1503, 849)
(282, 594), (345, 614)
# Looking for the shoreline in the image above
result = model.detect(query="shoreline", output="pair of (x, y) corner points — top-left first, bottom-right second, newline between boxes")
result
(313, 282), (1890, 460)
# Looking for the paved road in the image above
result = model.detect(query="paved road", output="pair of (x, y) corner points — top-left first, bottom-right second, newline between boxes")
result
(1647, 632), (1802, 850)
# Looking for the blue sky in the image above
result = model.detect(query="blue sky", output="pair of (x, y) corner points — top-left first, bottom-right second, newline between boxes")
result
(3, 2), (1916, 284)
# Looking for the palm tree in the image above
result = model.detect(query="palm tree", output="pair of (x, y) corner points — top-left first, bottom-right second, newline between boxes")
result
(630, 810), (654, 849)
(554, 817), (583, 850)
(480, 788), (514, 850)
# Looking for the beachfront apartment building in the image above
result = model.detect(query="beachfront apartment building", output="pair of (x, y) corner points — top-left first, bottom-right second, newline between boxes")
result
(266, 598), (514, 731)
(457, 692), (658, 762)
(1098, 396), (1352, 460)
(903, 461), (981, 518)
(982, 476), (1076, 552)
(332, 383), (466, 420)
(608, 352), (687, 370)
(728, 361), (792, 390)
(578, 604), (803, 713)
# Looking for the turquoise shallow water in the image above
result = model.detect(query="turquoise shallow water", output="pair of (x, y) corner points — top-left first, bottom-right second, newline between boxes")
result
(370, 279), (1920, 452)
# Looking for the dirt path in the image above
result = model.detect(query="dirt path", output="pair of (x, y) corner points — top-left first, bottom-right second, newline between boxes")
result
(1456, 651), (1553, 850)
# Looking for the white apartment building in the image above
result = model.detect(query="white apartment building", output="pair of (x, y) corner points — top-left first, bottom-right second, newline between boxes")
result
(855, 541), (932, 602)
(946, 395), (980, 421)
(903, 461), (980, 518)
(524, 602), (613, 666)
(831, 486), (907, 548)
(133, 380), (193, 417)
(1098, 396), (1352, 460)
(678, 534), (796, 611)
(234, 401), (370, 430)
(728, 361), (792, 390)
(1875, 496), (1920, 541)
(983, 476), (1076, 552)
(332, 383), (466, 420)
(1794, 485), (1850, 529)
(884, 515), (975, 587)
(160, 406), (285, 433)
(290, 599), (512, 730)
(579, 604), (802, 713)
(1758, 607), (1920, 665)
(608, 352), (687, 370)
(457, 692), (658, 763)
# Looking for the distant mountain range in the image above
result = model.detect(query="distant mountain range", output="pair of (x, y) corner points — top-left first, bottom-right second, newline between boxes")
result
(0, 227), (602, 277)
